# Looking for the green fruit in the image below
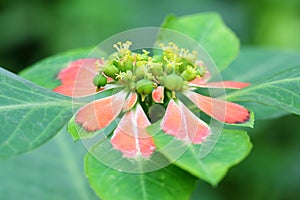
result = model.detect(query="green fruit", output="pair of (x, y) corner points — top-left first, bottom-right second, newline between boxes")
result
(104, 64), (119, 78)
(136, 79), (154, 94)
(181, 69), (196, 81)
(164, 74), (184, 91)
(113, 60), (122, 69)
(122, 60), (133, 71)
(93, 74), (107, 87)
(178, 59), (189, 73)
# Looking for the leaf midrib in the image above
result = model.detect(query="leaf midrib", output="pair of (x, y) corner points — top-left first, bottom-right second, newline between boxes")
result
(0, 106), (72, 148)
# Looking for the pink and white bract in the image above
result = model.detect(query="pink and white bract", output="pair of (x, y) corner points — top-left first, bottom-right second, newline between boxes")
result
(53, 42), (250, 159)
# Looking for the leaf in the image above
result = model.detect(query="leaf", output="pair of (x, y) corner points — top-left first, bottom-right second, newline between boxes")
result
(222, 47), (300, 119)
(161, 13), (240, 71)
(0, 68), (84, 157)
(84, 151), (197, 200)
(226, 66), (300, 116)
(19, 48), (92, 89)
(0, 130), (99, 200)
(222, 47), (300, 82)
(147, 125), (252, 186)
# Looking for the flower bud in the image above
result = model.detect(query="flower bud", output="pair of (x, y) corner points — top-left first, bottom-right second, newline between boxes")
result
(93, 74), (107, 87)
(104, 64), (119, 79)
(164, 74), (184, 91)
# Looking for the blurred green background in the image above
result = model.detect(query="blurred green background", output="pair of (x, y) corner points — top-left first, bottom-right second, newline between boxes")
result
(1, 0), (300, 73)
(1, 0), (300, 199)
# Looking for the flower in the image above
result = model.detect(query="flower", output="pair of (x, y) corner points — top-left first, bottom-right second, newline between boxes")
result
(53, 42), (250, 159)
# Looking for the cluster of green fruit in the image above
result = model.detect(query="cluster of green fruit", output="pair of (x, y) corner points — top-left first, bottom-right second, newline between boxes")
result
(93, 41), (207, 100)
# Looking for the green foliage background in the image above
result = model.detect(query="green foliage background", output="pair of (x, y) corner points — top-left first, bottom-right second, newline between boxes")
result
(1, 0), (300, 199)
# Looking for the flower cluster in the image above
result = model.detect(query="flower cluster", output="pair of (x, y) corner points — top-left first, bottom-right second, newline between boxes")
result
(54, 41), (250, 159)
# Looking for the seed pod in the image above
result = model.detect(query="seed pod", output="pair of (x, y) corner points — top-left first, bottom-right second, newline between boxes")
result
(93, 74), (107, 87)
(104, 64), (119, 79)
(164, 74), (184, 91)
(136, 79), (154, 95)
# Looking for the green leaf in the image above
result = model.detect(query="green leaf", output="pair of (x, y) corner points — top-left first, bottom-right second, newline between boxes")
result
(84, 151), (197, 200)
(0, 68), (84, 157)
(0, 130), (99, 200)
(222, 47), (300, 82)
(226, 66), (300, 116)
(20, 48), (92, 89)
(222, 47), (300, 119)
(161, 13), (240, 71)
(148, 124), (252, 186)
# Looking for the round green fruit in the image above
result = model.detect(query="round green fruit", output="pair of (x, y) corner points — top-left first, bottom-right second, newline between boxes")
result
(164, 74), (184, 91)
(93, 74), (107, 87)
(104, 64), (119, 79)
(181, 69), (196, 81)
(136, 79), (154, 94)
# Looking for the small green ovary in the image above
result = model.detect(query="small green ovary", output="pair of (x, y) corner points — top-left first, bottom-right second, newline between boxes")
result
(136, 79), (154, 95)
(93, 74), (107, 87)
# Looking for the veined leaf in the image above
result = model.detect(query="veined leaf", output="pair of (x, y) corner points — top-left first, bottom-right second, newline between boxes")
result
(0, 68), (84, 157)
(161, 13), (240, 71)
(0, 130), (98, 200)
(85, 152), (197, 200)
(147, 123), (252, 186)
(222, 48), (300, 119)
(222, 47), (300, 82)
(226, 66), (300, 116)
